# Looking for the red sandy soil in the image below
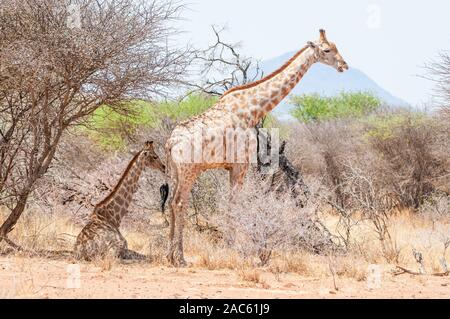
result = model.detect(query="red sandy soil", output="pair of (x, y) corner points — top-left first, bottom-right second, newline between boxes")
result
(1, 256), (449, 299)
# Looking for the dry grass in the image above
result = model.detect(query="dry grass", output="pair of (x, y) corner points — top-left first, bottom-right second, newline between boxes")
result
(0, 208), (79, 253)
(2, 205), (450, 299)
(2, 205), (449, 283)
(238, 269), (270, 288)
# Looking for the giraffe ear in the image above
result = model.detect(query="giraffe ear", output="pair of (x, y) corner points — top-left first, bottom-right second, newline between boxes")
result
(307, 41), (317, 49)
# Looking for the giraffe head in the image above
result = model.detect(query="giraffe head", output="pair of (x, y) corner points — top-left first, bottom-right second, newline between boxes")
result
(308, 29), (348, 73)
(141, 141), (166, 173)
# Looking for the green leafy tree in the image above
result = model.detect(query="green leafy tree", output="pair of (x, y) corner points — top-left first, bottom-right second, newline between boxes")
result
(85, 94), (218, 150)
(290, 92), (381, 122)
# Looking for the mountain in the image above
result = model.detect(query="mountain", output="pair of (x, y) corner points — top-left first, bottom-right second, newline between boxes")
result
(257, 51), (408, 121)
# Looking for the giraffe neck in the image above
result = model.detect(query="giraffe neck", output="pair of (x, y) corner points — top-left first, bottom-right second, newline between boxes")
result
(222, 45), (318, 127)
(94, 152), (146, 227)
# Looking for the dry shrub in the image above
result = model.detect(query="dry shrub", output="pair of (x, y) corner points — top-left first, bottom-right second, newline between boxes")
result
(287, 119), (363, 209)
(191, 170), (226, 228)
(419, 192), (450, 223)
(341, 163), (401, 263)
(214, 174), (329, 266)
(185, 227), (241, 270)
(289, 110), (449, 211)
(417, 193), (450, 271)
(367, 113), (448, 209)
(287, 121), (368, 251)
(268, 252), (314, 276)
(331, 256), (367, 281)
(285, 110), (449, 259)
(32, 131), (168, 231)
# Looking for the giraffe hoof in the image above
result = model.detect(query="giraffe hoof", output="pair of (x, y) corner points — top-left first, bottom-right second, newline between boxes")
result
(166, 252), (174, 263)
(177, 259), (188, 268)
(169, 259), (188, 268)
(173, 260), (188, 268)
(167, 253), (188, 267)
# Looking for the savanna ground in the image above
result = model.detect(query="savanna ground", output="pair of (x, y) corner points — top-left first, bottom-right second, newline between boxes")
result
(1, 208), (449, 299)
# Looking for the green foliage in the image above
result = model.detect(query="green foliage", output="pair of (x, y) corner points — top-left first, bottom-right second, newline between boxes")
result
(290, 92), (382, 123)
(83, 94), (218, 150)
(155, 94), (218, 121)
(364, 112), (429, 141)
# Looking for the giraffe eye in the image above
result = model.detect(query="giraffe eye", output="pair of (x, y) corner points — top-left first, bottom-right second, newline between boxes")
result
(324, 49), (331, 53)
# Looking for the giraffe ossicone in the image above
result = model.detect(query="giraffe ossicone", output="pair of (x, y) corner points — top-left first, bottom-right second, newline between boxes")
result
(165, 29), (349, 267)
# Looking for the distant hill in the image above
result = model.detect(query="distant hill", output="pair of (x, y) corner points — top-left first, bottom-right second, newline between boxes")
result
(256, 51), (408, 121)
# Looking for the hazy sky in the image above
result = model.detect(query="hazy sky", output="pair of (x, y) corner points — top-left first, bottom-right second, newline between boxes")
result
(180, 0), (450, 106)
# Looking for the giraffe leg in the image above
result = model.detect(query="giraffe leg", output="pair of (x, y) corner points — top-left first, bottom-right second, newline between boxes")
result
(111, 228), (149, 261)
(74, 220), (107, 261)
(119, 243), (149, 261)
(98, 226), (126, 260)
(168, 174), (181, 250)
(229, 164), (249, 199)
(167, 167), (183, 265)
(167, 170), (198, 267)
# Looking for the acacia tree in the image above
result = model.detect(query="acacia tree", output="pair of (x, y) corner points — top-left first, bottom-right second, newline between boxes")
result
(0, 0), (188, 240)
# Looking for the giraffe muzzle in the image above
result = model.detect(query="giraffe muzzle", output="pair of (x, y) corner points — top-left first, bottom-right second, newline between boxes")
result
(338, 62), (349, 73)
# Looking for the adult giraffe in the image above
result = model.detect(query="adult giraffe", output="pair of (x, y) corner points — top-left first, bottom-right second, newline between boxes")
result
(165, 29), (348, 266)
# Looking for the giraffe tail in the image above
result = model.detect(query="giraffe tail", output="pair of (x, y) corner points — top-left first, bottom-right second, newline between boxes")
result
(159, 183), (170, 213)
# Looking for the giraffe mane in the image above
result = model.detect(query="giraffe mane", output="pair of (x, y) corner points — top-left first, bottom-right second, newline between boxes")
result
(220, 44), (309, 99)
(95, 150), (143, 208)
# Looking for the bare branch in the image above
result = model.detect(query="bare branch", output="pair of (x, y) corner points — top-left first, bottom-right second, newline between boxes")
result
(185, 25), (264, 96)
(424, 50), (450, 119)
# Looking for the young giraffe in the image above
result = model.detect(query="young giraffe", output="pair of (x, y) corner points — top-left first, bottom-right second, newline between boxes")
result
(74, 141), (166, 261)
(165, 30), (349, 266)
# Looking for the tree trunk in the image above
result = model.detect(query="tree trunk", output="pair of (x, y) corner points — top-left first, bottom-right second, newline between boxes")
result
(0, 127), (62, 243)
(0, 192), (29, 242)
(255, 121), (309, 207)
